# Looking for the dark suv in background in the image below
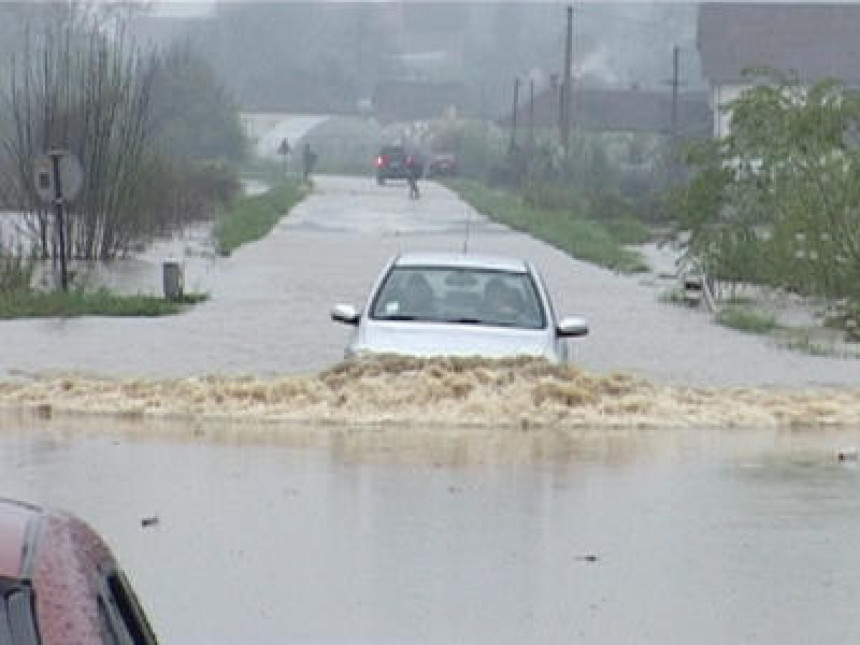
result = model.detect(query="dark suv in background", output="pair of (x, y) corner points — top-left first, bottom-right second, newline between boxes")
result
(376, 145), (422, 184)
(425, 152), (458, 178)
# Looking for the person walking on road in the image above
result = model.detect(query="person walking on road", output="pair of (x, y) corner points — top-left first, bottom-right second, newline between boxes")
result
(302, 142), (318, 182)
(406, 154), (421, 200)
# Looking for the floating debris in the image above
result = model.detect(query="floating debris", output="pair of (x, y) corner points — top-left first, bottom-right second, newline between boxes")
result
(140, 515), (160, 528)
(837, 448), (859, 462)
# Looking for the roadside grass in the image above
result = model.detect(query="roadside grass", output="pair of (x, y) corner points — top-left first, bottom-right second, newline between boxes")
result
(214, 179), (309, 256)
(0, 288), (208, 319)
(445, 179), (649, 273)
(315, 157), (372, 177)
(780, 332), (838, 357)
(778, 330), (860, 358)
(715, 305), (779, 335)
(240, 158), (286, 186)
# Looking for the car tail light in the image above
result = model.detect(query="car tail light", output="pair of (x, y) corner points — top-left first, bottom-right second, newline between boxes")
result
(376, 156), (385, 167)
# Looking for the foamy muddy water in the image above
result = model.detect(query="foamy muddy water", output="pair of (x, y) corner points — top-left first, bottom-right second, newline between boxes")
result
(3, 356), (859, 430)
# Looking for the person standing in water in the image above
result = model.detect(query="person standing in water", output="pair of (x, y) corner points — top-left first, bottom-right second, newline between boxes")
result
(302, 142), (317, 181)
(406, 154), (421, 199)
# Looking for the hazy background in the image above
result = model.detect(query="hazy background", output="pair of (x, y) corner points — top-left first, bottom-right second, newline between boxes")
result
(124, 2), (703, 119)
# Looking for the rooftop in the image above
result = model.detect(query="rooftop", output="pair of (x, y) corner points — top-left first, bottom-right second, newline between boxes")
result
(698, 3), (860, 84)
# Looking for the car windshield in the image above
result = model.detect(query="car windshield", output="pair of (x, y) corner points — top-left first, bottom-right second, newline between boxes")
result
(370, 266), (546, 329)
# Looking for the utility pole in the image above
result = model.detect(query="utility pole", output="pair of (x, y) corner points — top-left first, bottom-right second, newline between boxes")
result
(663, 46), (685, 183)
(561, 4), (573, 160)
(509, 77), (520, 153)
(671, 45), (680, 140)
(355, 5), (365, 72)
(529, 78), (535, 151)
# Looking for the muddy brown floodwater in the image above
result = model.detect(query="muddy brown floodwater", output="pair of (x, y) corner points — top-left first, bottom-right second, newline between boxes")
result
(1, 174), (859, 642)
(1, 356), (860, 430)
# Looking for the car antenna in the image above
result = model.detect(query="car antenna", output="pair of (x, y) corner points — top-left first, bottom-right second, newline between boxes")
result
(462, 205), (472, 254)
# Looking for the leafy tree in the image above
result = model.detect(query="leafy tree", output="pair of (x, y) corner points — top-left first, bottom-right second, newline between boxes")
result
(669, 70), (860, 305)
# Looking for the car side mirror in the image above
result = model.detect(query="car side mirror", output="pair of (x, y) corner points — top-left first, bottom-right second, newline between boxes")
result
(556, 316), (588, 338)
(331, 304), (360, 326)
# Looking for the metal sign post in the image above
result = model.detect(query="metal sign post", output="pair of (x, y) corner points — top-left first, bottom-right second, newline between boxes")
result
(49, 151), (69, 290)
(34, 151), (83, 292)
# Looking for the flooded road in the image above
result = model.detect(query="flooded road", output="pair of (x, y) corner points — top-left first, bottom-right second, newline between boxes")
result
(2, 416), (860, 644)
(1, 175), (857, 387)
(2, 173), (859, 642)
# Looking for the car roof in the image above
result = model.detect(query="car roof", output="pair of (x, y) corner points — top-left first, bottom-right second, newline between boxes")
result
(393, 252), (530, 273)
(0, 497), (125, 643)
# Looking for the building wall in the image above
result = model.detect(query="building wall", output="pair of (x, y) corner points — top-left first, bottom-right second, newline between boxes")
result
(711, 84), (747, 138)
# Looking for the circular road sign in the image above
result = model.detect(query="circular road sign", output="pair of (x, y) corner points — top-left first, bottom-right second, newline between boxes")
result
(33, 152), (84, 204)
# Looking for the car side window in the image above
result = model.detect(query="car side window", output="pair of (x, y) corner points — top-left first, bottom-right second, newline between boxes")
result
(0, 579), (40, 645)
(98, 595), (122, 645)
(99, 569), (158, 645)
(372, 269), (438, 319)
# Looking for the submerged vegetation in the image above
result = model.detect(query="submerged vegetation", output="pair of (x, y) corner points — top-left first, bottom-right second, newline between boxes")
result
(0, 245), (207, 319)
(0, 289), (207, 319)
(0, 6), (243, 318)
(0, 251), (35, 296)
(0, 252), (207, 318)
(715, 305), (779, 335)
(0, 8), (245, 266)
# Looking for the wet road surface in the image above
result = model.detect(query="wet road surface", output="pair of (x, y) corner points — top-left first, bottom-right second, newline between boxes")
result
(2, 417), (860, 644)
(2, 174), (859, 643)
(1, 175), (857, 386)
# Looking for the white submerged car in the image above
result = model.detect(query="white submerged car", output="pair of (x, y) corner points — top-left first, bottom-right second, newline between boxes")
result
(331, 252), (588, 363)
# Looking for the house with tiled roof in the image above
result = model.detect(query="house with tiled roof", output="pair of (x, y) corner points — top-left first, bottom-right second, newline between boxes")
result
(697, 3), (860, 137)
